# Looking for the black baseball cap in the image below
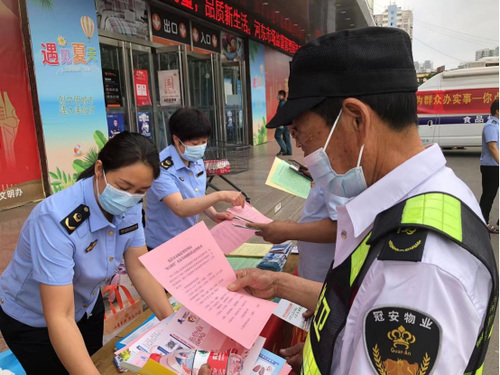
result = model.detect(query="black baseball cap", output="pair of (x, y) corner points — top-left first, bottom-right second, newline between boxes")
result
(266, 27), (418, 128)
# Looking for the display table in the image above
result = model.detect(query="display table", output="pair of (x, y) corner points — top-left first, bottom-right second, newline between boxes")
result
(92, 254), (299, 374)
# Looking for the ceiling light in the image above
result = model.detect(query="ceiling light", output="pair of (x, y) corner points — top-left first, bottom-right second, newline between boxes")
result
(263, 2), (268, 5)
(275, 10), (280, 13)
(350, 23), (355, 27)
(345, 17), (351, 20)
(340, 10), (346, 14)
(285, 17), (290, 20)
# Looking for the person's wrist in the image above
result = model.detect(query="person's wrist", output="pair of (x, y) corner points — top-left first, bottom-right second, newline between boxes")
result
(273, 272), (290, 299)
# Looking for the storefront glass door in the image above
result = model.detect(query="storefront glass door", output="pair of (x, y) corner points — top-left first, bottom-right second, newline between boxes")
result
(153, 46), (185, 150)
(221, 61), (247, 145)
(186, 52), (219, 145)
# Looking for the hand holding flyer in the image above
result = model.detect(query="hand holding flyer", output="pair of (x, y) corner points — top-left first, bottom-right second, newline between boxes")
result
(139, 222), (277, 349)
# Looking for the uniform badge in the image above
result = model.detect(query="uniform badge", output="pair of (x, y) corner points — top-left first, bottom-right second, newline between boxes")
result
(86, 239), (98, 252)
(60, 204), (90, 235)
(379, 227), (427, 262)
(196, 171), (204, 177)
(179, 177), (184, 182)
(492, 120), (498, 124)
(161, 156), (173, 170)
(119, 223), (139, 235)
(365, 307), (440, 375)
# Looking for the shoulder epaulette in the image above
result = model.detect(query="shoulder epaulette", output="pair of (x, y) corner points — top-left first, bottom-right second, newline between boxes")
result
(60, 204), (90, 235)
(161, 156), (173, 170)
(378, 226), (427, 262)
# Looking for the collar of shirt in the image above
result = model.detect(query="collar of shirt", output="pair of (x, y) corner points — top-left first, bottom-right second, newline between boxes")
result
(83, 176), (114, 232)
(169, 144), (203, 172)
(488, 115), (499, 124)
(345, 143), (446, 239)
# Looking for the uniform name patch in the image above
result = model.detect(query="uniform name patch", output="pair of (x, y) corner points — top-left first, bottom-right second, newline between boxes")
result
(119, 223), (139, 235)
(196, 171), (204, 177)
(86, 240), (98, 252)
(365, 307), (440, 375)
(379, 227), (427, 262)
(60, 204), (90, 235)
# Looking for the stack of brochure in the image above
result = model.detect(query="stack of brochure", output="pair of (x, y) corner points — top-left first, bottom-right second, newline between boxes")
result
(114, 306), (290, 375)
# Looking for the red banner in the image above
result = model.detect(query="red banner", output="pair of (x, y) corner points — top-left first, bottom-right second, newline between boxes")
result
(0, 0), (43, 210)
(134, 69), (152, 107)
(417, 88), (499, 114)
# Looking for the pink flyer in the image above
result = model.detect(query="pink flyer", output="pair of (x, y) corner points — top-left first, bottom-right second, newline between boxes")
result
(139, 222), (277, 349)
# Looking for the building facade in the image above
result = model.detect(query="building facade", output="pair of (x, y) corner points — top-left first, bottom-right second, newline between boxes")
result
(0, 0), (373, 211)
(476, 47), (499, 61)
(374, 4), (413, 40)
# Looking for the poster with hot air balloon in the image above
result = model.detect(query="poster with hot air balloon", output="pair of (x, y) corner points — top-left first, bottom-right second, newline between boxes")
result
(25, 0), (107, 193)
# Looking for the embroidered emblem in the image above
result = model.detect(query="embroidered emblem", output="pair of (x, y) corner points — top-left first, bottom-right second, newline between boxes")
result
(161, 156), (173, 170)
(86, 239), (98, 252)
(379, 227), (427, 262)
(365, 307), (440, 375)
(119, 223), (139, 235)
(60, 204), (90, 235)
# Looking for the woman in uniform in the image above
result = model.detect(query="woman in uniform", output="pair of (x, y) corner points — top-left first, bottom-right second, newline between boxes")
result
(145, 108), (245, 250)
(0, 132), (174, 374)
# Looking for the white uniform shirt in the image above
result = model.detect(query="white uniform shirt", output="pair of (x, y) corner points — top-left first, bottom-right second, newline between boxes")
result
(330, 144), (491, 374)
(297, 186), (348, 282)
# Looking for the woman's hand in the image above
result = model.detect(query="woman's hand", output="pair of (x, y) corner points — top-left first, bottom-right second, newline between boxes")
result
(212, 211), (234, 223)
(220, 191), (246, 208)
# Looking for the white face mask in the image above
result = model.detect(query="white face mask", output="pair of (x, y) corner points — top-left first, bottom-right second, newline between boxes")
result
(303, 110), (367, 198)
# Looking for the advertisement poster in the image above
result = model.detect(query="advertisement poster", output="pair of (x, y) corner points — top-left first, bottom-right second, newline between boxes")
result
(103, 68), (122, 107)
(107, 113), (125, 138)
(138, 112), (152, 138)
(134, 69), (152, 107)
(95, 0), (148, 40)
(249, 41), (267, 145)
(151, 5), (191, 47)
(221, 31), (244, 62)
(158, 70), (181, 106)
(25, 0), (108, 193)
(192, 21), (219, 53)
(0, 0), (43, 210)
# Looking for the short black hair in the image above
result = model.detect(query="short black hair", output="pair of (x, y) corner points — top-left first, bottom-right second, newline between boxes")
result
(169, 107), (212, 143)
(490, 99), (499, 116)
(310, 92), (418, 131)
(278, 90), (286, 97)
(78, 132), (160, 180)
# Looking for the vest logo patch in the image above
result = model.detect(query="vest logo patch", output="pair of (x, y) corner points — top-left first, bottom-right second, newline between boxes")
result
(86, 240), (98, 252)
(119, 223), (139, 235)
(379, 227), (427, 262)
(60, 204), (90, 235)
(161, 156), (173, 170)
(365, 307), (440, 375)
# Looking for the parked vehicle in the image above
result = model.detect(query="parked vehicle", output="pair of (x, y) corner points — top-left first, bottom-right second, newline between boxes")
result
(417, 66), (499, 148)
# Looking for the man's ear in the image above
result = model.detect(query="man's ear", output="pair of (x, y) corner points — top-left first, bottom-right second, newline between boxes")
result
(342, 98), (371, 146)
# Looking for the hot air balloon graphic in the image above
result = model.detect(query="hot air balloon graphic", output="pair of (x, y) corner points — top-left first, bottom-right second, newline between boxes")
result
(80, 16), (95, 41)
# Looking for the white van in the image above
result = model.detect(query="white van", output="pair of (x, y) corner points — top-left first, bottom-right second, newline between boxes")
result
(417, 66), (499, 148)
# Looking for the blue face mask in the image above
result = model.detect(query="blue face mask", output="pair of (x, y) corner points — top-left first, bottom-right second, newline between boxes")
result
(179, 140), (207, 162)
(304, 110), (367, 198)
(96, 171), (144, 215)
